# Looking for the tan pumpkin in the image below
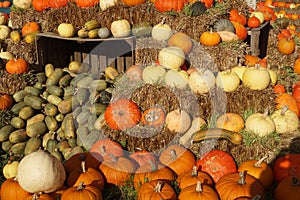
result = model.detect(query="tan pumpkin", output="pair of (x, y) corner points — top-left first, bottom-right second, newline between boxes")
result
(165, 109), (191, 133)
(216, 112), (245, 132)
(167, 32), (193, 55)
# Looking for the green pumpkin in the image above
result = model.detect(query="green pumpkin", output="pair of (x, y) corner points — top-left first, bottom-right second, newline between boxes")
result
(190, 1), (207, 16)
(213, 19), (235, 33)
(132, 22), (152, 38)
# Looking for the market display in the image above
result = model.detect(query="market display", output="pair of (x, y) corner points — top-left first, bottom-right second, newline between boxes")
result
(0, 0), (300, 199)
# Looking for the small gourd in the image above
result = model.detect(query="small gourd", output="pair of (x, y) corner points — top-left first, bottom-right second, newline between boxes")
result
(98, 27), (111, 39)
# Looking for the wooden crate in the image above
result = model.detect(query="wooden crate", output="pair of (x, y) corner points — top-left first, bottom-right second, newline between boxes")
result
(246, 21), (271, 58)
(35, 33), (135, 73)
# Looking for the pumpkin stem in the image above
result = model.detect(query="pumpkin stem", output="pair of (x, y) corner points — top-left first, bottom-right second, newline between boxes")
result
(254, 156), (268, 167)
(100, 145), (107, 156)
(154, 181), (163, 193)
(280, 106), (289, 115)
(251, 194), (261, 200)
(292, 177), (300, 186)
(159, 17), (167, 25)
(195, 181), (203, 193)
(238, 171), (246, 185)
(81, 161), (86, 173)
(77, 181), (85, 191)
(263, 108), (269, 118)
(191, 165), (198, 176)
(170, 149), (177, 161)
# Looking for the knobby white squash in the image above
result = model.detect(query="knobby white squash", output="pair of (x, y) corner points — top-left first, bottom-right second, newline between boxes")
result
(164, 69), (188, 89)
(245, 111), (275, 137)
(110, 19), (131, 38)
(158, 46), (185, 70)
(188, 68), (216, 94)
(216, 70), (240, 92)
(242, 65), (271, 90)
(271, 106), (299, 134)
(142, 64), (166, 84)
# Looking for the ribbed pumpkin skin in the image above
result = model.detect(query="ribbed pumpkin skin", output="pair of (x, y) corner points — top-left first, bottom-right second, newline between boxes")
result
(0, 178), (31, 200)
(121, 0), (146, 6)
(154, 0), (188, 12)
(0, 94), (13, 110)
(137, 180), (177, 200)
(178, 182), (219, 200)
(61, 184), (103, 200)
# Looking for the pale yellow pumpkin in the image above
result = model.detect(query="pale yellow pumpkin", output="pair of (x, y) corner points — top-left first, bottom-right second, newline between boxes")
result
(0, 25), (11, 40)
(57, 23), (75, 38)
(188, 69), (216, 94)
(245, 111), (275, 137)
(158, 46), (185, 70)
(142, 64), (166, 84)
(271, 106), (299, 134)
(164, 69), (188, 89)
(242, 65), (271, 90)
(110, 19), (131, 38)
(151, 21), (172, 41)
(216, 70), (240, 92)
(3, 161), (19, 179)
(231, 64), (247, 80)
(165, 109), (191, 133)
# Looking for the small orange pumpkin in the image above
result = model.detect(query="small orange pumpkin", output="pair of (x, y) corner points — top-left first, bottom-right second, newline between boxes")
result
(5, 58), (29, 74)
(178, 181), (219, 200)
(141, 106), (165, 128)
(215, 113), (245, 132)
(273, 84), (286, 94)
(25, 193), (55, 200)
(21, 22), (40, 36)
(137, 180), (177, 200)
(0, 93), (13, 110)
(277, 37), (296, 55)
(61, 182), (103, 200)
(293, 57), (300, 75)
(244, 54), (259, 66)
(199, 29), (221, 46)
(247, 16), (261, 28)
(238, 156), (274, 189)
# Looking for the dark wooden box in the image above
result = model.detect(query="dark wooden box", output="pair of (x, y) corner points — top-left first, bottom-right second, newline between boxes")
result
(35, 33), (135, 73)
(246, 21), (271, 58)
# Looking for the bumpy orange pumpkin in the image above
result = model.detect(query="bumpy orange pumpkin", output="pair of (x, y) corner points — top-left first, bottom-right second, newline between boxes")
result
(21, 22), (40, 36)
(0, 93), (13, 110)
(154, 0), (188, 12)
(141, 107), (165, 128)
(0, 178), (31, 200)
(32, 0), (49, 12)
(49, 0), (69, 8)
(104, 98), (141, 130)
(230, 9), (247, 26)
(215, 171), (265, 199)
(121, 0), (146, 6)
(5, 58), (29, 74)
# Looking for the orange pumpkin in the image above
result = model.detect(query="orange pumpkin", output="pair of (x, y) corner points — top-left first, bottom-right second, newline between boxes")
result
(247, 16), (261, 28)
(5, 58), (29, 74)
(133, 160), (176, 189)
(32, 0), (49, 11)
(277, 37), (296, 55)
(49, 0), (69, 8)
(2, 1), (11, 7)
(199, 29), (221, 46)
(99, 155), (136, 186)
(238, 156), (273, 189)
(215, 113), (245, 132)
(25, 193), (55, 200)
(121, 0), (146, 6)
(137, 180), (177, 200)
(129, 150), (157, 168)
(21, 22), (40, 36)
(89, 139), (124, 162)
(273, 84), (286, 94)
(159, 144), (195, 176)
(229, 9), (247, 26)
(264, 0), (273, 6)
(104, 98), (141, 130)
(215, 171), (265, 199)
(273, 154), (300, 183)
(293, 57), (300, 75)
(244, 54), (259, 66)
(177, 165), (214, 189)
(275, 93), (299, 117)
(67, 161), (105, 190)
(274, 176), (300, 200)
(178, 181), (219, 200)
(61, 182), (103, 200)
(231, 21), (248, 40)
(141, 107), (165, 128)
(154, 0), (188, 12)
(200, 0), (213, 8)
(0, 93), (13, 110)
(0, 178), (31, 200)
(63, 152), (101, 175)
(73, 0), (99, 7)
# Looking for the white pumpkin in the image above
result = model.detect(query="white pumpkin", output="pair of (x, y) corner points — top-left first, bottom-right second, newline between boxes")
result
(231, 64), (247, 80)
(3, 161), (19, 179)
(57, 23), (75, 38)
(242, 65), (271, 90)
(271, 107), (299, 134)
(165, 109), (191, 133)
(142, 64), (166, 84)
(188, 69), (216, 94)
(245, 112), (275, 137)
(164, 69), (188, 89)
(110, 19), (131, 38)
(216, 70), (240, 92)
(158, 46), (185, 70)
(151, 22), (172, 41)
(17, 150), (66, 193)
(13, 0), (32, 9)
(100, 0), (118, 10)
(0, 25), (11, 40)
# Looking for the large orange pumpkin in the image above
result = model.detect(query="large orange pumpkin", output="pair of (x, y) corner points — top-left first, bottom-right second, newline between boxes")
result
(0, 178), (31, 200)
(104, 98), (141, 131)
(137, 180), (177, 200)
(25, 193), (55, 200)
(121, 0), (146, 6)
(89, 139), (124, 162)
(5, 58), (29, 74)
(0, 93), (13, 110)
(32, 0), (49, 11)
(21, 22), (40, 36)
(273, 154), (300, 183)
(274, 176), (300, 200)
(215, 171), (265, 199)
(178, 181), (219, 200)
(154, 0), (188, 12)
